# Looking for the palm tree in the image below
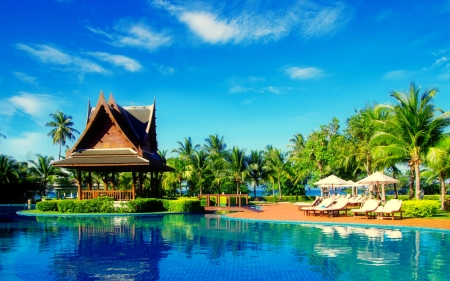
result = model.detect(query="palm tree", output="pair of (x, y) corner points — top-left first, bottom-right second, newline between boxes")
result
(246, 149), (266, 198)
(28, 154), (63, 196)
(372, 82), (450, 199)
(45, 111), (80, 160)
(227, 146), (247, 194)
(0, 127), (6, 142)
(0, 154), (19, 185)
(164, 157), (190, 196)
(203, 134), (227, 156)
(172, 137), (200, 160)
(287, 133), (305, 159)
(264, 146), (292, 200)
(423, 136), (450, 210)
(190, 150), (209, 195)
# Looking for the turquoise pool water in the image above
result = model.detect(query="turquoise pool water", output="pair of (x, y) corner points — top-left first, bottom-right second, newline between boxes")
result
(1, 205), (449, 280)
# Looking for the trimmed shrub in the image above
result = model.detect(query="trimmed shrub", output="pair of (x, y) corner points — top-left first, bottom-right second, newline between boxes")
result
(168, 199), (202, 212)
(124, 198), (165, 213)
(36, 200), (59, 211)
(56, 197), (114, 213)
(403, 200), (440, 218)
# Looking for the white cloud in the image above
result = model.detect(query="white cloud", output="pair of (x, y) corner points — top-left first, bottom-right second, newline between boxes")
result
(4, 92), (59, 123)
(154, 0), (352, 44)
(382, 70), (412, 80)
(153, 63), (175, 75)
(87, 23), (171, 51)
(88, 52), (143, 72)
(179, 12), (238, 44)
(287, 67), (324, 80)
(13, 72), (38, 86)
(16, 44), (107, 79)
(0, 132), (57, 161)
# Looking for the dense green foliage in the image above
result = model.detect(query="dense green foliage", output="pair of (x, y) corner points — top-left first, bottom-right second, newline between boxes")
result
(403, 200), (440, 218)
(36, 200), (59, 211)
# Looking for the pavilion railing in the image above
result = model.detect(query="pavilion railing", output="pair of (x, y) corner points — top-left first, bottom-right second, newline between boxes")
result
(81, 190), (134, 201)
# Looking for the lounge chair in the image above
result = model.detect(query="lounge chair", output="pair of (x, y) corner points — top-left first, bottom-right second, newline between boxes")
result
(375, 199), (404, 220)
(350, 199), (380, 219)
(315, 198), (350, 217)
(301, 198), (334, 216)
(348, 195), (365, 207)
(294, 197), (322, 210)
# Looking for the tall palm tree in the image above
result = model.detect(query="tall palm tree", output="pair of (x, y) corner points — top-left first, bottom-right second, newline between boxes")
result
(0, 127), (6, 142)
(227, 146), (247, 194)
(0, 155), (19, 185)
(28, 154), (63, 196)
(423, 136), (450, 210)
(264, 146), (292, 200)
(190, 150), (209, 195)
(172, 137), (200, 160)
(45, 111), (80, 160)
(372, 82), (450, 199)
(287, 133), (305, 159)
(246, 149), (266, 198)
(164, 157), (190, 197)
(203, 134), (227, 156)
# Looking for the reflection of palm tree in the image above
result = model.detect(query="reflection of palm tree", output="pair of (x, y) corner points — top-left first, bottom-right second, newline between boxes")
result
(423, 136), (450, 209)
(29, 154), (63, 196)
(373, 83), (450, 199)
(45, 111), (80, 160)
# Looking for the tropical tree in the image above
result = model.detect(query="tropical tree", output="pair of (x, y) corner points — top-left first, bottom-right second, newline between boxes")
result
(372, 83), (450, 199)
(172, 137), (200, 160)
(246, 149), (266, 198)
(203, 134), (227, 156)
(28, 154), (63, 196)
(423, 136), (450, 209)
(0, 154), (19, 185)
(190, 150), (209, 195)
(164, 157), (190, 197)
(227, 146), (247, 194)
(45, 111), (80, 160)
(0, 128), (5, 142)
(264, 146), (292, 200)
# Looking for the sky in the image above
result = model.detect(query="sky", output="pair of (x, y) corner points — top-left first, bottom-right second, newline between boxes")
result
(1, 0), (450, 162)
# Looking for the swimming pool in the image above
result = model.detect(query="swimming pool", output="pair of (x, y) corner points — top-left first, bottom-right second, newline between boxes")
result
(1, 205), (449, 280)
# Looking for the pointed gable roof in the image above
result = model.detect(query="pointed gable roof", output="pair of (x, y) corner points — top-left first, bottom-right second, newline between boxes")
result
(53, 92), (171, 172)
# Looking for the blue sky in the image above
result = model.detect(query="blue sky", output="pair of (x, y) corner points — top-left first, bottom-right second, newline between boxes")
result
(1, 0), (450, 162)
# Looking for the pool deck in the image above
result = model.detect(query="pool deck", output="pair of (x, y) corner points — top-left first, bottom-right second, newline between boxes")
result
(225, 203), (450, 231)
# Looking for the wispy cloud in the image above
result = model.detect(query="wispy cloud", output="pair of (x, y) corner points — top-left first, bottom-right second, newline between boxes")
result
(375, 9), (393, 21)
(154, 0), (352, 44)
(16, 44), (107, 80)
(87, 52), (143, 72)
(382, 70), (414, 80)
(229, 80), (291, 95)
(153, 63), (175, 75)
(1, 92), (60, 124)
(13, 72), (38, 86)
(286, 67), (324, 80)
(87, 22), (171, 51)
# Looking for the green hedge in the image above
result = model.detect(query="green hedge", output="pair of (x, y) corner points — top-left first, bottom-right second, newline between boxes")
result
(57, 197), (114, 213)
(122, 198), (165, 213)
(36, 200), (59, 211)
(386, 195), (450, 201)
(168, 199), (202, 212)
(403, 200), (440, 218)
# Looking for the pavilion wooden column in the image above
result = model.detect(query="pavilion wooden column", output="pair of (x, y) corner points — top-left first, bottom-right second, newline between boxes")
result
(132, 171), (136, 200)
(77, 170), (82, 200)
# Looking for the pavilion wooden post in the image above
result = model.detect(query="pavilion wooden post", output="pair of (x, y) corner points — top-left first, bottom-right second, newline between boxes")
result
(132, 171), (136, 200)
(77, 170), (82, 200)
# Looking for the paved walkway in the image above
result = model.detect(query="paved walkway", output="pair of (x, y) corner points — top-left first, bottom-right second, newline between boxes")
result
(225, 203), (450, 230)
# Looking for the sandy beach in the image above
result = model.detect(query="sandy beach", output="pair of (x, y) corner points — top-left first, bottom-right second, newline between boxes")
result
(225, 203), (450, 230)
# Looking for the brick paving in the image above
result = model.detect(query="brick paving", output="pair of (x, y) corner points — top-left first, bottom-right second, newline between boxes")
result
(225, 203), (450, 230)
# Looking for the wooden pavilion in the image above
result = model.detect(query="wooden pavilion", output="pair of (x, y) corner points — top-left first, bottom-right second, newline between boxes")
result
(52, 92), (173, 200)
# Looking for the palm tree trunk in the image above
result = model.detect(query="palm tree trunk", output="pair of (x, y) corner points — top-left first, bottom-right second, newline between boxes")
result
(58, 142), (62, 160)
(414, 162), (421, 200)
(278, 177), (282, 200)
(439, 173), (446, 210)
(409, 164), (415, 199)
(179, 180), (182, 197)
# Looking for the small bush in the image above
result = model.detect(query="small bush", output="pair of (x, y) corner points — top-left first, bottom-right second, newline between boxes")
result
(403, 200), (440, 218)
(36, 200), (59, 211)
(124, 198), (165, 213)
(56, 197), (114, 213)
(168, 199), (202, 212)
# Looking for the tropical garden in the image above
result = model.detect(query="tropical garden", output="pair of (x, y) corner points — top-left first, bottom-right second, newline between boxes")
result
(2, 82), (450, 211)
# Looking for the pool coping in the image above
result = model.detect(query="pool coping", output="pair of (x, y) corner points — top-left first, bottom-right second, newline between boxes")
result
(223, 215), (450, 234)
(16, 210), (191, 217)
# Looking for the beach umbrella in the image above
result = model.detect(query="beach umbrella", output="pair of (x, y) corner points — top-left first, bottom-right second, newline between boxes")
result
(357, 172), (399, 201)
(346, 180), (365, 196)
(314, 174), (348, 195)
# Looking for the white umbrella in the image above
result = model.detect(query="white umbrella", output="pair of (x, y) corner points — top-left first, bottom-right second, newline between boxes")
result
(314, 174), (348, 196)
(357, 172), (399, 201)
(357, 172), (399, 185)
(345, 180), (365, 196)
